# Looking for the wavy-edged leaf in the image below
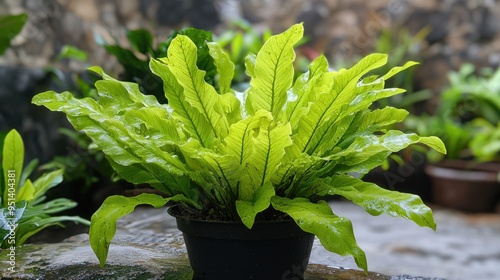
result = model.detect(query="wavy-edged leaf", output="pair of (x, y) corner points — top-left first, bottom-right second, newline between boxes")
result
(239, 113), (292, 200)
(217, 91), (242, 126)
(287, 54), (388, 160)
(286, 55), (331, 129)
(273, 152), (321, 189)
(150, 58), (215, 147)
(107, 156), (199, 203)
(236, 181), (275, 228)
(348, 88), (407, 115)
(302, 175), (436, 230)
(123, 107), (185, 145)
(166, 35), (229, 140)
(320, 54), (388, 120)
(271, 196), (367, 272)
(355, 107), (409, 134)
(106, 159), (158, 184)
(89, 66), (163, 109)
(305, 108), (355, 156)
(333, 130), (446, 166)
(193, 149), (242, 194)
(90, 193), (190, 267)
(32, 91), (188, 191)
(161, 28), (217, 84)
(382, 61), (419, 80)
(224, 110), (270, 166)
(206, 42), (242, 124)
(333, 107), (410, 153)
(207, 42), (234, 94)
(246, 23), (303, 119)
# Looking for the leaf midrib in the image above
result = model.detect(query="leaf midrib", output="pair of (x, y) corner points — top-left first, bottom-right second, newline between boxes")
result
(260, 126), (272, 187)
(269, 41), (288, 116)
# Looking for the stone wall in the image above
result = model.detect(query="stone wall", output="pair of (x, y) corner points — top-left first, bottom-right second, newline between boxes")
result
(2, 0), (500, 85)
(2, 0), (500, 158)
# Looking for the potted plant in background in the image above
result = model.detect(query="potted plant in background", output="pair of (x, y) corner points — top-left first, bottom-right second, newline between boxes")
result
(33, 23), (445, 279)
(406, 63), (500, 212)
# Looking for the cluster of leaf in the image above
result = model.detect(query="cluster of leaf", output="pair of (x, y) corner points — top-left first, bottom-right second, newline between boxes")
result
(440, 63), (500, 124)
(0, 130), (89, 248)
(33, 23), (446, 272)
(99, 28), (217, 103)
(0, 13), (27, 56)
(469, 120), (500, 162)
(406, 63), (500, 162)
(47, 25), (273, 191)
(42, 29), (219, 192)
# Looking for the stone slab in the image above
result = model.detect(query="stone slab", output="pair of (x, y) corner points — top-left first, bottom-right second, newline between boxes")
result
(3, 201), (499, 279)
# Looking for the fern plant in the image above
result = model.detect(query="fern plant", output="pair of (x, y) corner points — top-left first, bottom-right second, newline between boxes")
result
(32, 23), (445, 272)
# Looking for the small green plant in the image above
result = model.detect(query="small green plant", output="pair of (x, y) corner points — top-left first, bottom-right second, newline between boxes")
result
(406, 63), (500, 163)
(470, 119), (500, 162)
(216, 20), (273, 85)
(439, 63), (500, 124)
(33, 24), (445, 272)
(0, 129), (89, 248)
(40, 128), (117, 192)
(404, 114), (476, 162)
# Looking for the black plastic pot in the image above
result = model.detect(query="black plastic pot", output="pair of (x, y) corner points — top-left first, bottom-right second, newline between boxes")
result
(168, 206), (315, 280)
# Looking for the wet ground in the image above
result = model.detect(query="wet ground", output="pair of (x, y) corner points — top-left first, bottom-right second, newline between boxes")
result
(311, 201), (500, 280)
(1, 201), (499, 279)
(118, 200), (500, 279)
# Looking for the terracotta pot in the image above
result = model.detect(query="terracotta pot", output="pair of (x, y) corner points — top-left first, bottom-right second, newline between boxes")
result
(168, 205), (315, 280)
(425, 160), (500, 212)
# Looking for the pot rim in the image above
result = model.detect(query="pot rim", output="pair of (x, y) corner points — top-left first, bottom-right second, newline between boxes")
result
(167, 204), (294, 225)
(168, 205), (312, 239)
(425, 164), (500, 182)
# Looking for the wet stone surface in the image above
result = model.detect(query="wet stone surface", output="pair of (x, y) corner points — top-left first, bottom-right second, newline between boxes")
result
(1, 201), (499, 279)
(311, 202), (500, 280)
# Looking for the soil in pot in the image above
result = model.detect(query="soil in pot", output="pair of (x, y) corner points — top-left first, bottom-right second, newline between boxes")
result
(425, 160), (500, 212)
(168, 206), (315, 280)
